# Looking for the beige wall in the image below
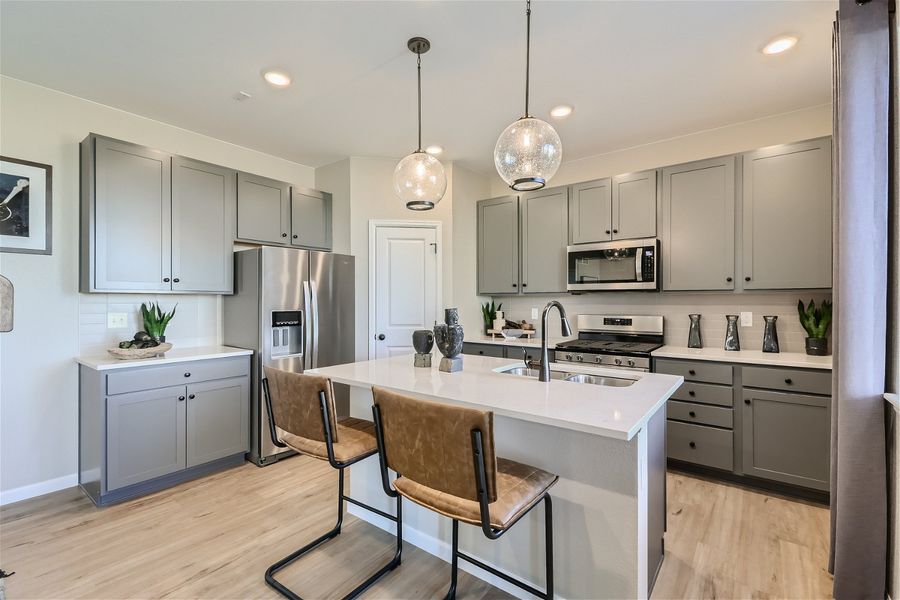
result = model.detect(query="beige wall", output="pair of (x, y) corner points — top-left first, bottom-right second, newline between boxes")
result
(0, 76), (315, 502)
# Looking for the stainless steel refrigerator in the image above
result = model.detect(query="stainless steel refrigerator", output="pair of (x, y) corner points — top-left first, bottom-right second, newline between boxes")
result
(224, 247), (354, 466)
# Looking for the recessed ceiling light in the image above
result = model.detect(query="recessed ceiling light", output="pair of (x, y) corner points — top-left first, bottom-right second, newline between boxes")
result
(262, 70), (292, 87)
(550, 105), (574, 119)
(425, 145), (443, 155)
(762, 36), (798, 55)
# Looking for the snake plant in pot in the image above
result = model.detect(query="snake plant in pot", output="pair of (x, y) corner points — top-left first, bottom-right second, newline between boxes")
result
(797, 299), (832, 356)
(140, 301), (177, 343)
(481, 301), (502, 336)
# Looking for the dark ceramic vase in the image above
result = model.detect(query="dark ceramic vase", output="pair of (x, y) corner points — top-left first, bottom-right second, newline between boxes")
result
(805, 337), (828, 356)
(762, 316), (779, 353)
(687, 314), (702, 349)
(412, 330), (434, 354)
(434, 308), (464, 359)
(724, 315), (740, 351)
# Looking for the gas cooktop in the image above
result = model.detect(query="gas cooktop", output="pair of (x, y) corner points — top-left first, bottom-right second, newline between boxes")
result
(555, 339), (663, 356)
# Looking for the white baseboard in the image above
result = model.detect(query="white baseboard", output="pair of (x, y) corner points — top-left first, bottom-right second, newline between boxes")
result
(0, 473), (78, 506)
(347, 504), (544, 600)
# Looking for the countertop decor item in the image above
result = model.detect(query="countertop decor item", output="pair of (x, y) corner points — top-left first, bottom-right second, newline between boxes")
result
(0, 156), (52, 255)
(412, 329), (434, 368)
(724, 315), (741, 351)
(141, 301), (176, 342)
(394, 37), (447, 211)
(434, 307), (464, 372)
(687, 314), (702, 348)
(762, 315), (780, 353)
(0, 274), (12, 332)
(798, 298), (832, 356)
(494, 0), (562, 191)
(107, 342), (173, 360)
(481, 300), (502, 336)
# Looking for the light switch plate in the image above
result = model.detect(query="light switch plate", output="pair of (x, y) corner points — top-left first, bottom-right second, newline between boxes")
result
(531, 308), (539, 320)
(740, 311), (753, 327)
(107, 312), (128, 329)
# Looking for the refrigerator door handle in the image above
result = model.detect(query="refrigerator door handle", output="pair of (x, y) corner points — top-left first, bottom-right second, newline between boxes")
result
(302, 281), (311, 371)
(310, 280), (320, 368)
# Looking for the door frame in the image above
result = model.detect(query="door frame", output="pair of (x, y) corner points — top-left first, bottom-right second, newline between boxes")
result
(367, 219), (443, 359)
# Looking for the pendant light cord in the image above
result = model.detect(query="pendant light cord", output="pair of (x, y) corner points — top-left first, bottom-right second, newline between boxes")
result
(524, 0), (532, 118)
(417, 52), (423, 152)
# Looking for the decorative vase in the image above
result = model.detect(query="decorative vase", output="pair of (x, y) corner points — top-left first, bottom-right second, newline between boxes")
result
(434, 308), (464, 372)
(157, 335), (166, 343)
(724, 315), (741, 351)
(412, 330), (434, 367)
(762, 316), (779, 353)
(687, 314), (702, 349)
(805, 337), (828, 356)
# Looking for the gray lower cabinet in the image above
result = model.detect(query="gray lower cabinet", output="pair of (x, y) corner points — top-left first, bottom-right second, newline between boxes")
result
(661, 156), (736, 291)
(237, 172), (291, 245)
(477, 196), (520, 295)
(85, 135), (173, 292)
(521, 186), (568, 293)
(462, 342), (506, 358)
(569, 178), (612, 244)
(107, 386), (187, 491)
(171, 157), (236, 293)
(291, 188), (332, 250)
(461, 342), (542, 362)
(612, 170), (657, 241)
(742, 388), (830, 491)
(79, 355), (250, 505)
(741, 138), (832, 290)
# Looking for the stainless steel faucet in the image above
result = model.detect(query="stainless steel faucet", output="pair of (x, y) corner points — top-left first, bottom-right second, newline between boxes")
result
(539, 301), (573, 382)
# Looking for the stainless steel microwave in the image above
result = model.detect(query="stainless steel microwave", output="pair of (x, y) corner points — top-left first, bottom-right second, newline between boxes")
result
(566, 238), (660, 291)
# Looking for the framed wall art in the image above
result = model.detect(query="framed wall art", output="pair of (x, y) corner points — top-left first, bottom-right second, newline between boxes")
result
(0, 156), (52, 255)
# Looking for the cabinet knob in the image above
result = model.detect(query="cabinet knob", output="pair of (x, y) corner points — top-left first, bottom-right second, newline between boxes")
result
(784, 378), (793, 385)
(744, 398), (751, 405)
(184, 372), (191, 378)
(173, 278), (180, 283)
(282, 233), (288, 238)
(688, 369), (696, 375)
(522, 283), (527, 288)
(512, 283), (517, 288)
(178, 395), (185, 401)
(689, 441), (696, 448)
(163, 277), (170, 283)
(689, 411), (696, 417)
(479, 350), (484, 355)
(605, 230), (611, 234)
(688, 390), (696, 397)
(613, 229), (618, 234)
(188, 394), (196, 399)
(726, 277), (733, 283)
(292, 234), (298, 239)
(745, 276), (751, 282)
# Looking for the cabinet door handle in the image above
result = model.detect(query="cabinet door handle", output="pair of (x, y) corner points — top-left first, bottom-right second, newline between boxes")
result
(612, 229), (618, 234)
(689, 411), (696, 417)
(522, 283), (527, 288)
(163, 277), (170, 283)
(282, 233), (288, 238)
(745, 276), (751, 282)
(512, 283), (517, 288)
(744, 398), (751, 405)
(293, 234), (298, 239)
(188, 394), (196, 400)
(784, 378), (793, 385)
(605, 229), (611, 234)
(178, 395), (185, 402)
(688, 390), (696, 397)
(689, 441), (696, 448)
(726, 277), (733, 283)
(173, 278), (180, 283)
(478, 350), (484, 355)
(688, 369), (696, 375)
(184, 372), (191, 378)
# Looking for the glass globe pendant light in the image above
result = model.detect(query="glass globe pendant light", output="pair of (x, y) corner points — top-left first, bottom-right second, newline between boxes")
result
(394, 37), (447, 211)
(494, 0), (562, 191)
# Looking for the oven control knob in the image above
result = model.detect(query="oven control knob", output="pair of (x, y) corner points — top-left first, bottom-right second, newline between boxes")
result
(627, 359), (635, 367)
(575, 355), (583, 362)
(594, 355), (602, 363)
(565, 353), (573, 361)
(614, 358), (623, 366)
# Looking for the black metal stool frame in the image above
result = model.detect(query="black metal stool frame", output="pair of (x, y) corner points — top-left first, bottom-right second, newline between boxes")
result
(371, 404), (554, 600)
(263, 379), (403, 600)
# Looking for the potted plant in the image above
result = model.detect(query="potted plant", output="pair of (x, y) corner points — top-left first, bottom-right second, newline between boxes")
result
(480, 301), (502, 336)
(140, 301), (177, 343)
(797, 299), (832, 356)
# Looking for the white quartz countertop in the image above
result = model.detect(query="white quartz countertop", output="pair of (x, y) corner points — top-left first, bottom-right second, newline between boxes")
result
(310, 354), (683, 441)
(76, 345), (253, 371)
(465, 335), (575, 348)
(652, 345), (832, 370)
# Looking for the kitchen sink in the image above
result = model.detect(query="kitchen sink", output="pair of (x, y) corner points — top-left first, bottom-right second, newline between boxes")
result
(498, 365), (635, 387)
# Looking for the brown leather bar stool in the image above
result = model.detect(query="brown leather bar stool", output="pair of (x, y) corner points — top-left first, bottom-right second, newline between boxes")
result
(370, 386), (558, 600)
(262, 367), (402, 600)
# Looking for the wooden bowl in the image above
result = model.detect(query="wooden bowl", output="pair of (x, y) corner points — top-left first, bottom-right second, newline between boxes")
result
(107, 342), (173, 360)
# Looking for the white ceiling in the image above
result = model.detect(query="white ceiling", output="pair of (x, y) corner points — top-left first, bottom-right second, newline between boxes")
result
(0, 1), (836, 174)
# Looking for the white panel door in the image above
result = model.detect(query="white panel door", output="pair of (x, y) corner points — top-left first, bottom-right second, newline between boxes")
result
(373, 226), (438, 359)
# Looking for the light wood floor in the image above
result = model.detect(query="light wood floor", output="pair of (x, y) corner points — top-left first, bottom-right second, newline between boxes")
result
(1, 458), (832, 599)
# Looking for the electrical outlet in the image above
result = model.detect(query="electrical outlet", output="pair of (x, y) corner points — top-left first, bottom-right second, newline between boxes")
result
(531, 307), (539, 320)
(107, 312), (128, 329)
(740, 311), (753, 327)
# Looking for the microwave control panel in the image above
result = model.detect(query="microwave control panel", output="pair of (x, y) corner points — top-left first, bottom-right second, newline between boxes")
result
(640, 248), (655, 281)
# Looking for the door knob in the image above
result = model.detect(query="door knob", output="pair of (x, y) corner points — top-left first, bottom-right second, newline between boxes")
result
(377, 334), (386, 341)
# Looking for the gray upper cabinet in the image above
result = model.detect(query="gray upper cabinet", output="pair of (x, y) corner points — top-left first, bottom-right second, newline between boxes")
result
(185, 377), (249, 467)
(661, 156), (736, 291)
(613, 170), (657, 240)
(521, 186), (569, 294)
(742, 389), (830, 491)
(106, 386), (186, 491)
(171, 157), (236, 293)
(477, 196), (520, 295)
(569, 179), (612, 244)
(90, 137), (172, 292)
(741, 138), (832, 290)
(236, 172), (291, 245)
(291, 188), (332, 250)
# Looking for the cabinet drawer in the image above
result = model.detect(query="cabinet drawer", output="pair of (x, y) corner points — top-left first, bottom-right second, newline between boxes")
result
(671, 381), (733, 407)
(504, 345), (540, 362)
(667, 421), (733, 471)
(107, 356), (250, 396)
(462, 343), (505, 358)
(655, 359), (733, 385)
(668, 400), (733, 429)
(742, 366), (831, 396)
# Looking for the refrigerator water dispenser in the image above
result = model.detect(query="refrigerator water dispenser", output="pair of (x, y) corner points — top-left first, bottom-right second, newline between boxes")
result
(271, 310), (303, 357)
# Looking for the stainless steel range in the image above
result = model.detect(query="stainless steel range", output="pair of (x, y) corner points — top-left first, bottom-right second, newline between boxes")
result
(554, 315), (664, 372)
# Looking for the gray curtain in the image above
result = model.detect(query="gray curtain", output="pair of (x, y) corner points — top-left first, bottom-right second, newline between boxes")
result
(829, 1), (891, 598)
